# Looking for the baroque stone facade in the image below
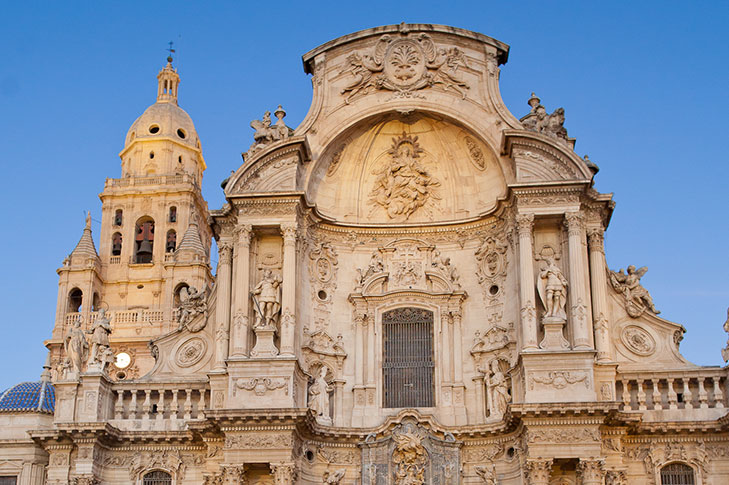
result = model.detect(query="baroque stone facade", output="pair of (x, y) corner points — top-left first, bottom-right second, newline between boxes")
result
(1, 23), (728, 485)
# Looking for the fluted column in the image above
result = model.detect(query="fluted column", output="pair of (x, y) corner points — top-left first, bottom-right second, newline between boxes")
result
(366, 314), (376, 387)
(525, 459), (553, 485)
(354, 314), (365, 386)
(280, 223), (297, 356)
(565, 212), (591, 350)
(588, 227), (611, 362)
(213, 241), (233, 369)
(230, 225), (252, 357)
(452, 311), (464, 383)
(517, 213), (538, 350)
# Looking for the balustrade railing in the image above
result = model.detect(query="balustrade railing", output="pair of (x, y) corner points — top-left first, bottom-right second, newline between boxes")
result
(112, 384), (208, 427)
(106, 174), (197, 189)
(617, 369), (726, 412)
(64, 310), (167, 326)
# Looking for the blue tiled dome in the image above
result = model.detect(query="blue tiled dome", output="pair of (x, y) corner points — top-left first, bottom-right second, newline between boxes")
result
(0, 381), (55, 414)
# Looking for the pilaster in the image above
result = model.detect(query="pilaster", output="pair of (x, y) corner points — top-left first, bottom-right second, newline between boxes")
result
(587, 227), (611, 362)
(517, 213), (538, 351)
(565, 212), (591, 350)
(214, 240), (233, 370)
(279, 223), (297, 356)
(231, 225), (253, 357)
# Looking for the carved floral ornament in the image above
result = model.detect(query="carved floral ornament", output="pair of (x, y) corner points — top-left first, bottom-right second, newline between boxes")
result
(340, 33), (469, 103)
(620, 324), (657, 356)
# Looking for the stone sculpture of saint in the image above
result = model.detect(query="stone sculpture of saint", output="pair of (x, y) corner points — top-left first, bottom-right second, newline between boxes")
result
(251, 269), (282, 329)
(537, 256), (568, 320)
(65, 319), (88, 376)
(178, 286), (207, 332)
(308, 367), (333, 425)
(487, 360), (510, 419)
(88, 308), (112, 366)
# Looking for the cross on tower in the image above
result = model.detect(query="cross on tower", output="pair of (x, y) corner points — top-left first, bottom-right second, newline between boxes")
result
(166, 41), (175, 62)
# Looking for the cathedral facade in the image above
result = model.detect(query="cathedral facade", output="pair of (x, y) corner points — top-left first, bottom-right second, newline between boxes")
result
(1, 24), (727, 485)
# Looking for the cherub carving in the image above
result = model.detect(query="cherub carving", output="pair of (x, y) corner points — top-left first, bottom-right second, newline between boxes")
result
(609, 265), (659, 318)
(177, 286), (208, 332)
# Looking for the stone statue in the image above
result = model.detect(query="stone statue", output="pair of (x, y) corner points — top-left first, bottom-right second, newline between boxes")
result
(251, 269), (282, 329)
(537, 256), (568, 319)
(520, 93), (570, 142)
(432, 249), (460, 287)
(323, 469), (346, 484)
(308, 366), (333, 426)
(475, 464), (497, 485)
(246, 105), (293, 157)
(177, 285), (208, 332)
(391, 422), (427, 485)
(87, 309), (112, 368)
(64, 319), (88, 377)
(609, 265), (659, 318)
(487, 360), (510, 419)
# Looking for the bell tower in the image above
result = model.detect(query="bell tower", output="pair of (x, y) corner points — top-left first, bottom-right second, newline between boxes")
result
(49, 54), (213, 381)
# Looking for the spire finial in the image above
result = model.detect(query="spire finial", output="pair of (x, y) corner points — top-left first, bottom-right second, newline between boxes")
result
(157, 46), (181, 104)
(85, 211), (91, 230)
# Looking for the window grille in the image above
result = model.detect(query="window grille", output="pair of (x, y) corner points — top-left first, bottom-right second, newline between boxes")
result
(661, 463), (695, 485)
(383, 308), (435, 408)
(0, 477), (16, 485)
(143, 471), (172, 485)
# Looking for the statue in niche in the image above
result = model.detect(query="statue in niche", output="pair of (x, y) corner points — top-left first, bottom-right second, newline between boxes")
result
(177, 286), (208, 332)
(64, 319), (88, 376)
(88, 308), (112, 367)
(251, 269), (282, 329)
(609, 265), (660, 317)
(486, 360), (510, 419)
(369, 133), (441, 220)
(537, 256), (568, 320)
(308, 366), (333, 426)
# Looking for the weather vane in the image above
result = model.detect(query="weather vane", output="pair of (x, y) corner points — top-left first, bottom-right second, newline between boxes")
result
(166, 41), (175, 62)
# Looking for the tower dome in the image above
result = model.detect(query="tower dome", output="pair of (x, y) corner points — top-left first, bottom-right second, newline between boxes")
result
(124, 57), (201, 151)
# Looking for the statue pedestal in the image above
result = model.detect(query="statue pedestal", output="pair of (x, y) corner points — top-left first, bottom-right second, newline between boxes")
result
(539, 316), (569, 350)
(250, 327), (279, 358)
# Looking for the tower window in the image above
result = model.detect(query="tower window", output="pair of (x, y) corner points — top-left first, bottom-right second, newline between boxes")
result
(149, 151), (155, 159)
(177, 128), (186, 139)
(178, 155), (182, 164)
(660, 463), (695, 485)
(114, 209), (123, 226)
(134, 218), (155, 264)
(382, 308), (435, 408)
(169, 206), (177, 223)
(142, 471), (172, 484)
(112, 232), (123, 256)
(166, 230), (177, 253)
(68, 288), (83, 313)
(148, 125), (160, 134)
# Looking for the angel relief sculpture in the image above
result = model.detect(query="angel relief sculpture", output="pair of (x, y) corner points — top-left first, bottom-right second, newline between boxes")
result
(369, 133), (441, 221)
(177, 286), (208, 332)
(391, 422), (428, 485)
(609, 265), (660, 318)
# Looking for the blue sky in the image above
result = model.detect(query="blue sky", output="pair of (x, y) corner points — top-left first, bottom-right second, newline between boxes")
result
(1, 2), (727, 389)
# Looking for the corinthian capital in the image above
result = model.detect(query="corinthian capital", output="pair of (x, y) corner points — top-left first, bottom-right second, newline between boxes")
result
(564, 211), (585, 235)
(280, 223), (298, 241)
(516, 213), (534, 236)
(218, 241), (234, 262)
(236, 224), (253, 246)
(587, 227), (605, 252)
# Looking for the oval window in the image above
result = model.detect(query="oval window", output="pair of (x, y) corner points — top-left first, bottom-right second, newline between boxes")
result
(149, 125), (160, 134)
(177, 128), (186, 139)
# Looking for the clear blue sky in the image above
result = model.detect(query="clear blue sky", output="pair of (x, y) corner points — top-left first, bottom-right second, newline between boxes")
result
(1, 2), (727, 389)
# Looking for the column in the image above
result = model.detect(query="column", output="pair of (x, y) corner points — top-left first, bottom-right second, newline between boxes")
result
(271, 462), (296, 485)
(230, 225), (253, 357)
(452, 311), (464, 383)
(366, 314), (376, 388)
(441, 313), (452, 384)
(565, 212), (591, 350)
(280, 223), (297, 356)
(525, 459), (553, 485)
(588, 227), (611, 362)
(213, 241), (233, 370)
(577, 459), (605, 485)
(354, 314), (364, 387)
(516, 213), (538, 350)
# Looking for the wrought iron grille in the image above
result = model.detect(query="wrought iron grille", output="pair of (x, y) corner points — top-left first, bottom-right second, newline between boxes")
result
(0, 477), (17, 485)
(660, 464), (695, 485)
(143, 471), (173, 485)
(383, 308), (435, 408)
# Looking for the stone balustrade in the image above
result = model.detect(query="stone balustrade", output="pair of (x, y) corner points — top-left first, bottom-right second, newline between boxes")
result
(64, 310), (166, 327)
(106, 173), (198, 189)
(112, 383), (208, 430)
(109, 256), (121, 264)
(617, 369), (726, 415)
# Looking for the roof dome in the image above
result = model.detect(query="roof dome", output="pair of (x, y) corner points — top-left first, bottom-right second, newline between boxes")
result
(124, 60), (200, 150)
(0, 381), (55, 414)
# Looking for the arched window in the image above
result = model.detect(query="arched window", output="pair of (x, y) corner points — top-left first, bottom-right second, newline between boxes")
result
(166, 230), (177, 253)
(68, 288), (83, 313)
(112, 232), (123, 256)
(661, 463), (695, 485)
(113, 209), (123, 226)
(142, 471), (172, 485)
(382, 308), (435, 408)
(134, 218), (155, 264)
(169, 206), (177, 223)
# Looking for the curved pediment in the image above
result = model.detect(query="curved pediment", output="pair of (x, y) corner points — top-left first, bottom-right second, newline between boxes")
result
(306, 114), (506, 225)
(225, 137), (308, 195)
(502, 130), (594, 183)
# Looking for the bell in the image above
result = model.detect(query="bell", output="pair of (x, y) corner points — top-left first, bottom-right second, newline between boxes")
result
(136, 240), (153, 262)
